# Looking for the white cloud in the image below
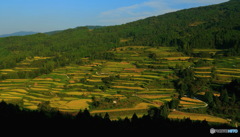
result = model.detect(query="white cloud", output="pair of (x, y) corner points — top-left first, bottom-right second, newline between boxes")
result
(98, 0), (229, 25)
(99, 0), (176, 25)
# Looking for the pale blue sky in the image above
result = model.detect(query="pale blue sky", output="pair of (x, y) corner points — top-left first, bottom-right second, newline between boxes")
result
(0, 0), (228, 35)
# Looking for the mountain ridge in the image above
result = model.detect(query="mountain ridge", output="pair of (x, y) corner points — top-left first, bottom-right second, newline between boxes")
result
(0, 31), (39, 37)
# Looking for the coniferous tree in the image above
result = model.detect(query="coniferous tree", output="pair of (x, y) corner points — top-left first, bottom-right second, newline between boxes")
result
(159, 104), (170, 119)
(220, 89), (229, 105)
(205, 91), (214, 104)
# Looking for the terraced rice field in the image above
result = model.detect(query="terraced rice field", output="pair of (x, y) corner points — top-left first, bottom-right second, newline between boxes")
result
(0, 46), (238, 123)
(0, 56), (51, 75)
(179, 97), (207, 109)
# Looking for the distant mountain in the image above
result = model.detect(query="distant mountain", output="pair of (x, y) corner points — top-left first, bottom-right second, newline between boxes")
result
(0, 31), (38, 37)
(45, 26), (104, 35)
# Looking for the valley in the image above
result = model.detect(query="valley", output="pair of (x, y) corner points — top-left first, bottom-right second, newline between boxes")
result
(0, 45), (239, 124)
(0, 0), (239, 131)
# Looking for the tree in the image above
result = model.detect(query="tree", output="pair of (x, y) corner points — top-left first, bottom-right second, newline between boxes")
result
(131, 113), (139, 123)
(211, 67), (217, 80)
(169, 98), (180, 109)
(104, 113), (110, 121)
(231, 93), (236, 105)
(213, 96), (222, 108)
(38, 101), (57, 112)
(225, 78), (240, 97)
(148, 53), (157, 60)
(205, 91), (214, 104)
(159, 104), (170, 119)
(220, 89), (229, 105)
(148, 107), (160, 118)
(83, 108), (91, 119)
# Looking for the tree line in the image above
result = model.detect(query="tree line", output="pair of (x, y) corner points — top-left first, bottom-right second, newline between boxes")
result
(0, 100), (236, 134)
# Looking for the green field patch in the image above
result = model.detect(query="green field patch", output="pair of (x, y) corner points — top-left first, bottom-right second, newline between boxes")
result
(217, 74), (240, 78)
(167, 61), (193, 68)
(216, 69), (240, 74)
(217, 68), (240, 72)
(164, 57), (191, 61)
(215, 58), (240, 68)
(14, 67), (38, 70)
(193, 49), (222, 53)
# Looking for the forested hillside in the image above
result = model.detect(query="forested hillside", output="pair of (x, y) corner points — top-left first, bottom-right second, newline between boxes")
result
(0, 0), (239, 71)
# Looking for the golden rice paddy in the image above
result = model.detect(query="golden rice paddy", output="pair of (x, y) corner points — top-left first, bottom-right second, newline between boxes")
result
(30, 88), (49, 91)
(112, 86), (144, 90)
(0, 69), (15, 72)
(87, 79), (102, 82)
(181, 97), (204, 103)
(195, 75), (211, 78)
(169, 111), (228, 123)
(195, 71), (211, 74)
(8, 89), (28, 93)
(194, 67), (212, 70)
(138, 94), (171, 99)
(164, 57), (191, 61)
(65, 99), (91, 110)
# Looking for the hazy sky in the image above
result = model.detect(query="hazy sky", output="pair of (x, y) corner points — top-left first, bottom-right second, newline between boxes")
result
(0, 0), (228, 35)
